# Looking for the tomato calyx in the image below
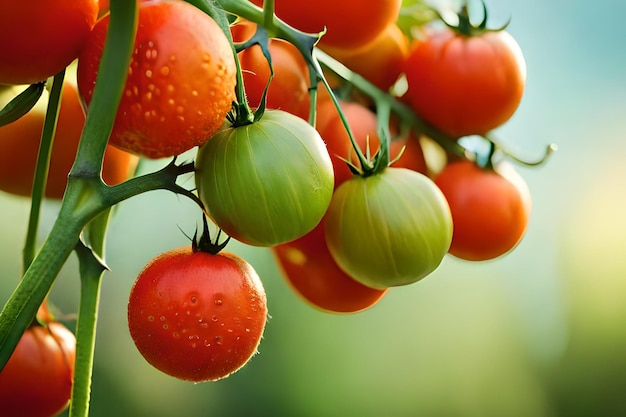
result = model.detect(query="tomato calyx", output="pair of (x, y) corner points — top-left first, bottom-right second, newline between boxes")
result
(434, 0), (510, 37)
(192, 215), (231, 255)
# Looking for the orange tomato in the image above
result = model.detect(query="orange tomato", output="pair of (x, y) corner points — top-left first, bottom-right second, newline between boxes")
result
(316, 99), (426, 187)
(0, 83), (139, 199)
(273, 221), (387, 313)
(231, 20), (310, 120)
(250, 0), (401, 50)
(0, 0), (98, 85)
(323, 24), (409, 92)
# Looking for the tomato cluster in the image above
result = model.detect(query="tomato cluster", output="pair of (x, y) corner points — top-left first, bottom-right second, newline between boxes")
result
(0, 0), (540, 411)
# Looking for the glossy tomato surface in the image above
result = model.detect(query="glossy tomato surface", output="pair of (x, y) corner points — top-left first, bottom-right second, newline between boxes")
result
(128, 247), (267, 382)
(0, 322), (76, 417)
(325, 167), (452, 289)
(403, 27), (526, 138)
(250, 0), (401, 50)
(273, 221), (387, 313)
(0, 0), (98, 85)
(195, 110), (334, 247)
(231, 20), (310, 120)
(434, 160), (531, 261)
(78, 0), (236, 158)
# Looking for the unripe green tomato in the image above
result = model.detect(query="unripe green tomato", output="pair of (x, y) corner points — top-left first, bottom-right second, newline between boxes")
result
(195, 110), (334, 246)
(324, 167), (453, 289)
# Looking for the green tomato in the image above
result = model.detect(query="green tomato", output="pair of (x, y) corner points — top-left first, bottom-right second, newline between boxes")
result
(324, 167), (452, 289)
(195, 110), (334, 246)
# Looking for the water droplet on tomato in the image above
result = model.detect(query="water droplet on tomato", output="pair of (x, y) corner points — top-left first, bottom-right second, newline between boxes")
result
(147, 315), (155, 322)
(160, 66), (170, 76)
(214, 298), (223, 306)
(214, 336), (223, 345)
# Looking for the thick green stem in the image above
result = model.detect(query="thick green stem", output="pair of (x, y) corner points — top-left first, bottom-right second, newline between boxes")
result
(69, 213), (110, 417)
(23, 70), (65, 273)
(0, 0), (138, 371)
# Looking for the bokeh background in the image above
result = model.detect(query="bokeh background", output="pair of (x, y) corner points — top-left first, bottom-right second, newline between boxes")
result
(2, 0), (626, 416)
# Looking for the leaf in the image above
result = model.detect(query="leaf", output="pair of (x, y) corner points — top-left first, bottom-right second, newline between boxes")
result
(0, 83), (45, 127)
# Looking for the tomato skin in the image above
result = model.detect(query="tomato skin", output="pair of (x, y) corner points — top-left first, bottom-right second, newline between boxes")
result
(195, 110), (334, 247)
(0, 0), (98, 85)
(434, 160), (531, 261)
(325, 167), (452, 289)
(77, 0), (237, 159)
(403, 28), (526, 138)
(273, 221), (387, 314)
(322, 24), (409, 91)
(250, 0), (401, 50)
(127, 247), (267, 382)
(0, 83), (138, 199)
(316, 100), (427, 187)
(231, 21), (310, 120)
(0, 322), (76, 417)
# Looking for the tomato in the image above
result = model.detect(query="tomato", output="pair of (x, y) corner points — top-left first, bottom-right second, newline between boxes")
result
(273, 221), (387, 314)
(77, 0), (237, 159)
(434, 160), (531, 261)
(231, 20), (310, 120)
(322, 24), (409, 92)
(316, 99), (427, 187)
(324, 167), (452, 289)
(250, 0), (401, 50)
(0, 0), (98, 85)
(0, 321), (76, 417)
(0, 83), (139, 199)
(195, 110), (334, 247)
(403, 27), (526, 138)
(127, 246), (267, 382)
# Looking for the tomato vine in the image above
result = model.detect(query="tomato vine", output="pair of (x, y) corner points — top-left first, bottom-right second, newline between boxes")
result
(0, 0), (556, 416)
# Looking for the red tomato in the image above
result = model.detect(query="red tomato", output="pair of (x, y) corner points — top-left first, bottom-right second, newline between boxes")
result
(0, 83), (139, 199)
(231, 20), (310, 120)
(77, 0), (237, 159)
(403, 27), (526, 138)
(273, 221), (387, 314)
(434, 160), (531, 261)
(322, 24), (409, 92)
(316, 99), (427, 187)
(250, 0), (401, 50)
(127, 246), (268, 382)
(0, 321), (76, 417)
(0, 0), (98, 85)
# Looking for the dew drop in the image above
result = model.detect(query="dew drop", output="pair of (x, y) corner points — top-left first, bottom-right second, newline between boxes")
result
(159, 316), (166, 322)
(211, 315), (218, 322)
(173, 332), (180, 339)
(160, 66), (170, 76)
(214, 336), (223, 345)
(145, 69), (153, 78)
(214, 298), (223, 306)
(190, 296), (198, 304)
(204, 340), (211, 347)
(200, 323), (208, 329)
(163, 324), (169, 330)
(147, 315), (155, 322)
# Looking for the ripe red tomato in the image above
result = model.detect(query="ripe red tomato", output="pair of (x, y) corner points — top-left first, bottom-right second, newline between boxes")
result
(273, 221), (387, 314)
(434, 160), (531, 261)
(325, 167), (452, 289)
(231, 20), (310, 120)
(322, 24), (409, 92)
(0, 321), (76, 417)
(195, 110), (334, 247)
(127, 246), (267, 382)
(77, 0), (237, 159)
(403, 27), (526, 138)
(250, 0), (401, 50)
(0, 83), (139, 199)
(316, 99), (427, 187)
(0, 0), (98, 85)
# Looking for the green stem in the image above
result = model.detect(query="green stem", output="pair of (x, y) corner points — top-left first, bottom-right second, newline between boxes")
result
(0, 0), (138, 371)
(69, 213), (110, 417)
(314, 49), (472, 161)
(23, 70), (66, 273)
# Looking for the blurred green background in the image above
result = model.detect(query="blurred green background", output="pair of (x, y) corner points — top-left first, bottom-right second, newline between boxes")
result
(2, 0), (626, 416)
